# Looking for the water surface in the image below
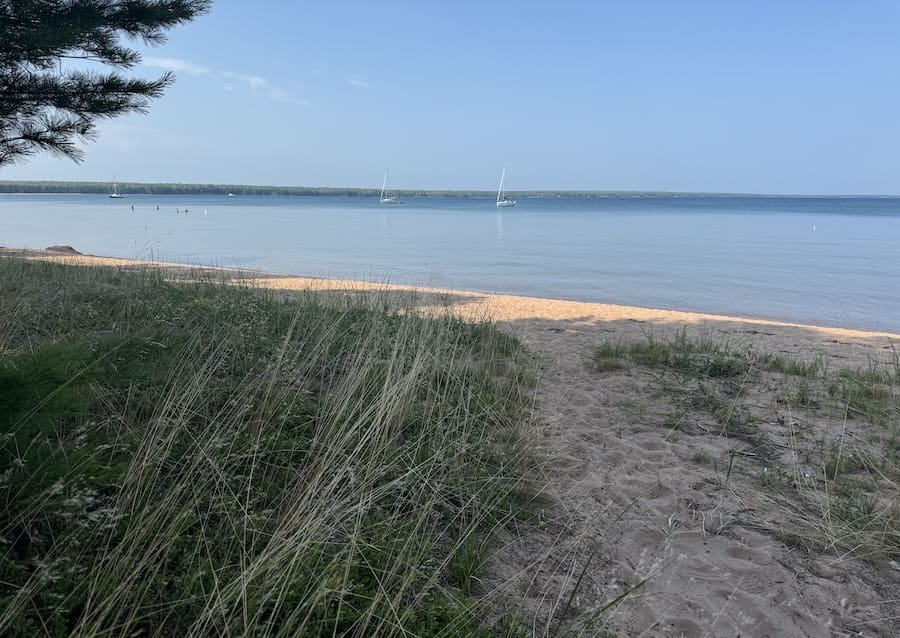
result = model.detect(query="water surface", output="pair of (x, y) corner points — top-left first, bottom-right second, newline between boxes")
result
(1, 194), (898, 332)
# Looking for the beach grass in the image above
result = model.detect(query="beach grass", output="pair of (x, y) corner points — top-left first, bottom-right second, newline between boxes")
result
(592, 332), (900, 561)
(0, 257), (537, 637)
(592, 329), (750, 379)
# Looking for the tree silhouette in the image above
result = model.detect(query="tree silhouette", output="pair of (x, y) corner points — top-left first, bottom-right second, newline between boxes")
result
(0, 0), (211, 167)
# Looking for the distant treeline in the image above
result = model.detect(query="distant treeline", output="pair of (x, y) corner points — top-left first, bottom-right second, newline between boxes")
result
(0, 180), (749, 198)
(0, 180), (393, 197)
(0, 180), (507, 197)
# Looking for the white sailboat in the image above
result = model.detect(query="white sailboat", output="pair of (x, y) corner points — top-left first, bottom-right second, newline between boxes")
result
(496, 168), (516, 207)
(109, 181), (125, 198)
(379, 171), (398, 204)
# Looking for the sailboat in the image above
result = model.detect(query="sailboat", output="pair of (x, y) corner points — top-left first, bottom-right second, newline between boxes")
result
(496, 168), (516, 207)
(109, 181), (125, 199)
(379, 171), (398, 204)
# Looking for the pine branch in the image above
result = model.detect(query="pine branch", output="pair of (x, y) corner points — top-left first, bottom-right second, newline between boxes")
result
(0, 0), (211, 167)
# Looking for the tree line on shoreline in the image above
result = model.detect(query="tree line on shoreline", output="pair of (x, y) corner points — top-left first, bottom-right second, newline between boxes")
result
(0, 180), (492, 197)
(0, 180), (757, 198)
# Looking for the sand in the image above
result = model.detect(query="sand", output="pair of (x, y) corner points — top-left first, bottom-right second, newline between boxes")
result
(5, 248), (900, 636)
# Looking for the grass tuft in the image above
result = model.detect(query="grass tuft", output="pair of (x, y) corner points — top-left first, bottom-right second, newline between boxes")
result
(592, 330), (750, 379)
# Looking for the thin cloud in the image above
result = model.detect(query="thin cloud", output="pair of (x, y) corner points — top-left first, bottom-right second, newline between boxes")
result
(219, 71), (307, 104)
(267, 87), (310, 106)
(349, 78), (381, 90)
(221, 71), (269, 93)
(143, 56), (210, 76)
(141, 57), (308, 106)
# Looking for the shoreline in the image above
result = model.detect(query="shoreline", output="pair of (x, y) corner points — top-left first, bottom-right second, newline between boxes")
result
(3, 246), (898, 347)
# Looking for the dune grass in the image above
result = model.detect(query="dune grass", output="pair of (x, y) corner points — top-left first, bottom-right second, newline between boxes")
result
(0, 258), (536, 637)
(592, 331), (900, 562)
(592, 330), (751, 379)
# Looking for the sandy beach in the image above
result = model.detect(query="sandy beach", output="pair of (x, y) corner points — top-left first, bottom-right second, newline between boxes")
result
(5, 247), (899, 636)
(9, 246), (897, 342)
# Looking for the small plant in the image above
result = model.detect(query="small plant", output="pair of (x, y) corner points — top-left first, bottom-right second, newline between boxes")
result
(665, 513), (682, 535)
(701, 509), (733, 537)
(449, 532), (488, 595)
(690, 449), (712, 465)
(592, 341), (626, 371)
(832, 366), (897, 426)
(627, 335), (671, 367)
(793, 378), (814, 406)
(760, 353), (823, 378)
(759, 465), (793, 489)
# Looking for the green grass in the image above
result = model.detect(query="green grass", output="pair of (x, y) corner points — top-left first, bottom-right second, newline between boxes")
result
(757, 353), (824, 378)
(0, 258), (536, 637)
(591, 342), (627, 372)
(831, 364), (899, 426)
(592, 330), (750, 379)
(593, 332), (832, 382)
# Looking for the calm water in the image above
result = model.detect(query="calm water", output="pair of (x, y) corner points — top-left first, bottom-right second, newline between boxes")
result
(1, 193), (899, 332)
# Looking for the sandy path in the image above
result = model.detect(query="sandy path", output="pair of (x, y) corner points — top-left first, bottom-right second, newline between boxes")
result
(233, 267), (900, 636)
(485, 318), (898, 637)
(6, 249), (900, 636)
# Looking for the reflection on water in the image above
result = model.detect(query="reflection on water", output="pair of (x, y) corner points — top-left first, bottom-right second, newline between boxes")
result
(1, 194), (899, 331)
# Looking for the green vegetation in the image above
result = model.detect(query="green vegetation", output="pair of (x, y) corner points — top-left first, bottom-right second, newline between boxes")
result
(831, 363), (899, 426)
(0, 258), (536, 636)
(0, 180), (417, 197)
(757, 352), (825, 378)
(592, 331), (750, 379)
(1, 1), (210, 167)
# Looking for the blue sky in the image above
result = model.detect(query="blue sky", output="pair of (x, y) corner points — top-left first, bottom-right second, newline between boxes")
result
(5, 1), (900, 194)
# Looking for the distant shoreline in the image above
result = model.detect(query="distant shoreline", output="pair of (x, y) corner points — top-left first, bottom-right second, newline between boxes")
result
(2, 180), (898, 199)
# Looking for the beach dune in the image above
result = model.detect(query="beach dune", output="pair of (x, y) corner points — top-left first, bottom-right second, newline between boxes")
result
(5, 247), (898, 636)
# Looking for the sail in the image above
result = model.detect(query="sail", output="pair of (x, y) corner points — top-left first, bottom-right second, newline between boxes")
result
(495, 168), (516, 207)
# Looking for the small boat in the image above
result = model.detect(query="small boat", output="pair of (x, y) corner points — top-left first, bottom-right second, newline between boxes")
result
(227, 193), (235, 197)
(109, 182), (125, 199)
(379, 171), (399, 204)
(496, 168), (516, 207)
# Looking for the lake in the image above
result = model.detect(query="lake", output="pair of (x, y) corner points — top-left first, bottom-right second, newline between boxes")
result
(1, 193), (898, 332)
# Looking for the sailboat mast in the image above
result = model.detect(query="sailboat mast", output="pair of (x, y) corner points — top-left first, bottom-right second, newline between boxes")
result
(381, 172), (388, 201)
(497, 168), (505, 204)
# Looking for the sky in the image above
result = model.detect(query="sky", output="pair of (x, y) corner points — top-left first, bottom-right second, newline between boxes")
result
(5, 1), (900, 194)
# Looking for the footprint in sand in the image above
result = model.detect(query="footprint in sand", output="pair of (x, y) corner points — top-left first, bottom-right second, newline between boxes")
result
(659, 617), (705, 637)
(600, 449), (625, 465)
(629, 478), (676, 501)
(724, 544), (771, 566)
(637, 438), (668, 452)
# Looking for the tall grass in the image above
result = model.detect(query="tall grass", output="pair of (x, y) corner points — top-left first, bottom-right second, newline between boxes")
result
(0, 258), (535, 636)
